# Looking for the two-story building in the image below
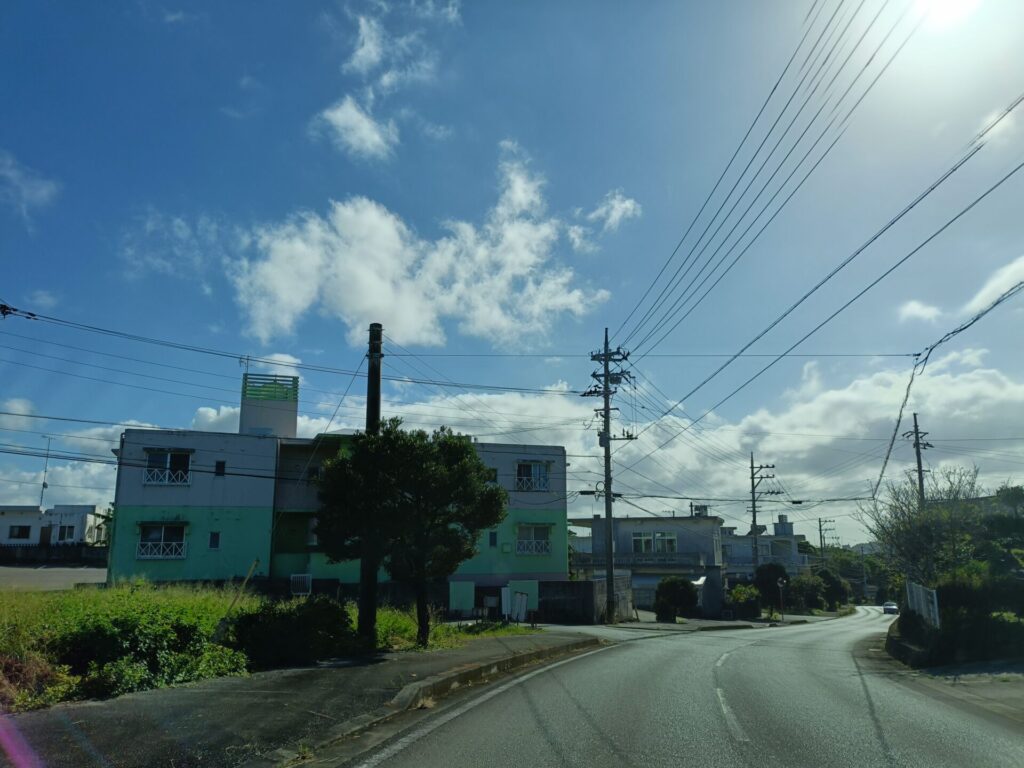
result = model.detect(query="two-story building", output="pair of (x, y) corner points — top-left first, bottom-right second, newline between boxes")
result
(1, 504), (107, 546)
(107, 373), (570, 612)
(720, 514), (810, 585)
(570, 510), (726, 615)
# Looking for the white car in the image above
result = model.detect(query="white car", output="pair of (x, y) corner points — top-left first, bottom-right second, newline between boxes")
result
(882, 601), (899, 615)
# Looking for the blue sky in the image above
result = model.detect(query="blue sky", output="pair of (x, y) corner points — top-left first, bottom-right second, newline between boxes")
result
(3, 0), (1024, 542)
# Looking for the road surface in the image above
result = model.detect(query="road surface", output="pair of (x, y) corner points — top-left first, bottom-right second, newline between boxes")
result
(349, 608), (1023, 768)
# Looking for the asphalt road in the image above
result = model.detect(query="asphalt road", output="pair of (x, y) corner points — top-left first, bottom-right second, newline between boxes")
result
(0, 565), (106, 591)
(349, 608), (1024, 768)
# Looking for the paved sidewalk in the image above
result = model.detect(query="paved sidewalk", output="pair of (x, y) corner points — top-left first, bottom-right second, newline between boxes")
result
(3, 632), (591, 768)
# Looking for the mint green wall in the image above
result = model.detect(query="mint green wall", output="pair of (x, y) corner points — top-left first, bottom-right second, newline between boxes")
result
(108, 505), (272, 583)
(507, 579), (540, 610)
(454, 507), (568, 579)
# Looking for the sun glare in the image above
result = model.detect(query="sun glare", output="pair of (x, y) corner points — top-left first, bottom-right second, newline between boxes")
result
(915, 0), (981, 30)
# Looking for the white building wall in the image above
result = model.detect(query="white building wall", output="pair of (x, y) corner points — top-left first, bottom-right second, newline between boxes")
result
(44, 505), (105, 544)
(116, 429), (278, 509)
(474, 443), (567, 505)
(0, 506), (44, 545)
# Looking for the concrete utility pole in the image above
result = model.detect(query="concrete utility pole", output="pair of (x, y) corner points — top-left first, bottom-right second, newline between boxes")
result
(818, 518), (835, 571)
(903, 412), (932, 509)
(583, 328), (633, 623)
(366, 323), (383, 435)
(39, 435), (52, 508)
(358, 323), (384, 646)
(749, 453), (779, 569)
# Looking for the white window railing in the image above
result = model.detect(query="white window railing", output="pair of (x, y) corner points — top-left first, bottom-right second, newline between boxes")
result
(516, 539), (552, 555)
(144, 468), (191, 485)
(137, 541), (187, 559)
(515, 476), (550, 492)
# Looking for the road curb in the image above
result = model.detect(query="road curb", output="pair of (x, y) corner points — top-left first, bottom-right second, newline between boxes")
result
(697, 624), (756, 631)
(243, 637), (602, 767)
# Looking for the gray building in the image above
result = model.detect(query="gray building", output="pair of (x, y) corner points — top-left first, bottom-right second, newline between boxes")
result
(721, 514), (810, 585)
(570, 511), (725, 615)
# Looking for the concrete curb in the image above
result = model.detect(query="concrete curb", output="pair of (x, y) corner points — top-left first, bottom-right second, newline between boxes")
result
(697, 623), (756, 631)
(243, 637), (602, 768)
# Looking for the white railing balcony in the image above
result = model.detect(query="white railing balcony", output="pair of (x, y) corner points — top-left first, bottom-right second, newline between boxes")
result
(515, 476), (550, 492)
(144, 468), (191, 485)
(137, 541), (187, 559)
(516, 539), (552, 555)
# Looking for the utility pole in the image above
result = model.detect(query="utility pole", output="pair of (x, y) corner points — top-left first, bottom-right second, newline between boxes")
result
(903, 412), (932, 508)
(818, 518), (835, 571)
(749, 453), (779, 569)
(583, 328), (633, 623)
(358, 322), (384, 647)
(39, 436), (52, 509)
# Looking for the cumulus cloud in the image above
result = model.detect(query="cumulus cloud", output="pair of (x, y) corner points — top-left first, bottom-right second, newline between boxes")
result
(0, 150), (60, 223)
(586, 189), (642, 233)
(255, 353), (302, 378)
(898, 299), (942, 322)
(962, 254), (1024, 314)
(230, 144), (608, 347)
(312, 95), (399, 160)
(567, 224), (595, 254)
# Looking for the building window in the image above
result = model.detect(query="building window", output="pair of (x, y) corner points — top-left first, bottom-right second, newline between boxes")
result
(516, 525), (551, 555)
(515, 462), (550, 492)
(57, 525), (75, 542)
(722, 544), (732, 559)
(488, 531), (498, 548)
(8, 525), (31, 540)
(144, 451), (191, 485)
(307, 517), (319, 547)
(209, 531), (221, 550)
(632, 532), (653, 553)
(654, 532), (676, 553)
(137, 524), (186, 559)
(215, 460), (226, 476)
(305, 465), (323, 483)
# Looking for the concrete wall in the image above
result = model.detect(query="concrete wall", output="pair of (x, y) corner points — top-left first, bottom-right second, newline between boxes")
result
(115, 429), (278, 509)
(45, 505), (105, 544)
(0, 506), (44, 545)
(108, 505), (273, 582)
(591, 515), (723, 565)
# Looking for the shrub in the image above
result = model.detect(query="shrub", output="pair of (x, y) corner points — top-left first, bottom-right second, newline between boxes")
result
(729, 584), (761, 620)
(655, 577), (699, 621)
(818, 569), (852, 610)
(229, 594), (358, 669)
(788, 574), (825, 613)
(754, 563), (788, 613)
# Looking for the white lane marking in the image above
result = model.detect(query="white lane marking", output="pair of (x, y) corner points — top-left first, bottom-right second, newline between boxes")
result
(354, 644), (618, 767)
(715, 651), (731, 668)
(716, 687), (750, 743)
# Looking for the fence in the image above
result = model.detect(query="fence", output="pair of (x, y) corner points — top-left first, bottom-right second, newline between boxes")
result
(905, 579), (940, 628)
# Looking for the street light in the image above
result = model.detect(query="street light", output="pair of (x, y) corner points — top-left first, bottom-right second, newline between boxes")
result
(777, 576), (788, 621)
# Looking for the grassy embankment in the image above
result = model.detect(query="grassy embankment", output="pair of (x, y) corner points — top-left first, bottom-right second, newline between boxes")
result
(0, 583), (535, 712)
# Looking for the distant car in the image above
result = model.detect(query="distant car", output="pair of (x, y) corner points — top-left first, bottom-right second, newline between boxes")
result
(882, 601), (899, 615)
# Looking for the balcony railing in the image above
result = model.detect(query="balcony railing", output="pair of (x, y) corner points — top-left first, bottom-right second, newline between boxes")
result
(144, 468), (191, 485)
(137, 541), (186, 559)
(574, 551), (706, 568)
(516, 539), (552, 555)
(515, 476), (550, 492)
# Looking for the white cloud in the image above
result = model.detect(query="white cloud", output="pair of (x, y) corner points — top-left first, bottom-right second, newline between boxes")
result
(118, 208), (237, 291)
(898, 299), (942, 322)
(409, 0), (461, 24)
(26, 290), (58, 310)
(0, 150), (60, 223)
(255, 353), (302, 378)
(230, 143), (608, 347)
(567, 224), (595, 253)
(962, 254), (1024, 314)
(313, 95), (399, 160)
(345, 16), (386, 74)
(586, 189), (642, 233)
(191, 405), (240, 433)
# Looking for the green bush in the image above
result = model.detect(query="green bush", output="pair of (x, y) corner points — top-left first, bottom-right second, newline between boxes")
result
(729, 584), (761, 620)
(229, 594), (358, 669)
(788, 574), (825, 613)
(655, 577), (699, 621)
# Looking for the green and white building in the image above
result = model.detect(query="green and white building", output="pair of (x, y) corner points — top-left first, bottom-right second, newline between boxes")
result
(107, 373), (569, 611)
